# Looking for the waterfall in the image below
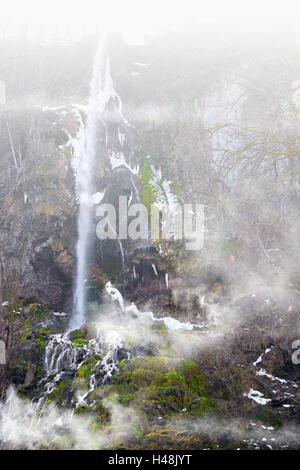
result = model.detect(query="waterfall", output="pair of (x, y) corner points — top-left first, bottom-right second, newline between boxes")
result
(71, 40), (121, 329)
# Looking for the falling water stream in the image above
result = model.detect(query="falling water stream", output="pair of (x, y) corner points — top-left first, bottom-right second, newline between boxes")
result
(71, 44), (103, 329)
(71, 40), (123, 329)
(0, 41), (223, 449)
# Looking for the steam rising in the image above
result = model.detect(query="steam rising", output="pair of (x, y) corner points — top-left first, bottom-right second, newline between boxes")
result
(0, 0), (299, 452)
(0, 387), (141, 450)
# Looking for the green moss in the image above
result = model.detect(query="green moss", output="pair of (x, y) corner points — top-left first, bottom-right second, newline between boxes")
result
(36, 338), (47, 348)
(38, 328), (52, 335)
(77, 355), (101, 379)
(28, 304), (51, 317)
(151, 321), (168, 335)
(140, 159), (156, 214)
(47, 379), (72, 403)
(71, 376), (89, 392)
(118, 358), (127, 370)
(104, 356), (215, 418)
(74, 338), (88, 347)
(35, 328), (52, 348)
(70, 330), (89, 347)
(87, 385), (106, 402)
(142, 426), (206, 450)
(76, 403), (90, 414)
(20, 335), (29, 342)
(126, 336), (139, 347)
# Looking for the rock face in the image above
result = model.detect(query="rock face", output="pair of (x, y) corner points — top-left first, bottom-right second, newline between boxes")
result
(0, 34), (299, 450)
(94, 167), (141, 279)
(0, 102), (79, 312)
(0, 205), (75, 311)
(1, 35), (299, 320)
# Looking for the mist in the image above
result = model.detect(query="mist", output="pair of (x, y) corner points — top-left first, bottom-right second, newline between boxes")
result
(0, 0), (299, 454)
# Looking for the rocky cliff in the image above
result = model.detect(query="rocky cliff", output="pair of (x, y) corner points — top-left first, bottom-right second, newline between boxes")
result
(0, 33), (299, 450)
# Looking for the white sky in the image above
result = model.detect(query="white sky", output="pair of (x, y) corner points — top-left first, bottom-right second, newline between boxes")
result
(0, 0), (299, 44)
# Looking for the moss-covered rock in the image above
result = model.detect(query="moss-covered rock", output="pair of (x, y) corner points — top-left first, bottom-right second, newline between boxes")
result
(96, 356), (217, 419)
(77, 355), (101, 379)
(69, 329), (88, 347)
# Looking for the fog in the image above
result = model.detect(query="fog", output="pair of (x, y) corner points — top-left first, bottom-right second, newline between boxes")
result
(0, 0), (299, 452)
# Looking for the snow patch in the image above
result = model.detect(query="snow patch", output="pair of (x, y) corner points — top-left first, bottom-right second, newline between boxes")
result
(244, 388), (271, 405)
